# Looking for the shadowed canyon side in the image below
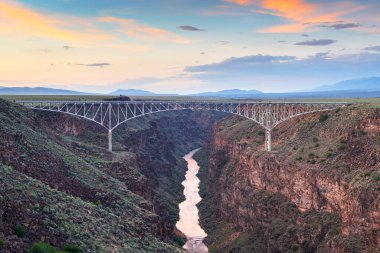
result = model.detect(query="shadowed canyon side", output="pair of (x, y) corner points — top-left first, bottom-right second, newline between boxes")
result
(198, 105), (380, 252)
(0, 98), (225, 252)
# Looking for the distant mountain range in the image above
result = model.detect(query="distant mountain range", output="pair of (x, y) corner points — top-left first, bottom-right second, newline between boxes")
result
(109, 88), (262, 97)
(192, 89), (262, 97)
(0, 86), (90, 95)
(110, 89), (177, 96)
(312, 77), (380, 91)
(1, 77), (380, 98)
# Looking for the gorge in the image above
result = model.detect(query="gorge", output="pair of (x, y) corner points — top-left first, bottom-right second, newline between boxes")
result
(0, 98), (379, 252)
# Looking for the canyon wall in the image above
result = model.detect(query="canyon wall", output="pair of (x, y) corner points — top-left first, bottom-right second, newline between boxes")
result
(0, 98), (224, 252)
(1, 98), (379, 253)
(199, 105), (380, 252)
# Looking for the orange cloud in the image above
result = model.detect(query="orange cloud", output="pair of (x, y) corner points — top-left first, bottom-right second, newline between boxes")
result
(222, 0), (367, 33)
(0, 1), (116, 41)
(0, 0), (113, 42)
(100, 17), (190, 44)
(261, 0), (316, 21)
(0, 1), (75, 41)
(0, 1), (189, 43)
(257, 0), (366, 33)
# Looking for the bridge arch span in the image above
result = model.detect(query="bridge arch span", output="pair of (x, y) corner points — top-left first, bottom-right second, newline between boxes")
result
(17, 101), (349, 152)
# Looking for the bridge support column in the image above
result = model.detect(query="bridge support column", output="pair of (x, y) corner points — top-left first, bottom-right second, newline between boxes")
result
(266, 129), (272, 152)
(108, 130), (113, 152)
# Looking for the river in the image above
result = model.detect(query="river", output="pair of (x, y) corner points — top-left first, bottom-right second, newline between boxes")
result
(176, 148), (209, 253)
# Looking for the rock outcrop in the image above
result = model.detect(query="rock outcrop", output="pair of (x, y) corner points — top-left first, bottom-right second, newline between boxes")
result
(200, 105), (380, 252)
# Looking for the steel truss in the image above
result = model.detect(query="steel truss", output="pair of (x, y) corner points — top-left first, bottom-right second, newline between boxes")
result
(17, 101), (349, 152)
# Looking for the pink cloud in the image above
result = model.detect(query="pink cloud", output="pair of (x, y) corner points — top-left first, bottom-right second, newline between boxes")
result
(0, 0), (114, 42)
(99, 17), (190, 44)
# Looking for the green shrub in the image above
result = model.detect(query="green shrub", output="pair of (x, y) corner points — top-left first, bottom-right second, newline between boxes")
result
(325, 150), (333, 158)
(308, 153), (315, 159)
(312, 137), (319, 143)
(372, 174), (380, 182)
(14, 225), (27, 238)
(30, 242), (58, 253)
(363, 172), (371, 178)
(62, 244), (83, 253)
(172, 235), (186, 247)
(0, 239), (5, 248)
(257, 131), (265, 136)
(319, 113), (329, 122)
(337, 143), (346, 151)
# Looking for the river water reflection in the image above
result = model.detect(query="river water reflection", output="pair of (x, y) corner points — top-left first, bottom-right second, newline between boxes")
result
(176, 148), (208, 253)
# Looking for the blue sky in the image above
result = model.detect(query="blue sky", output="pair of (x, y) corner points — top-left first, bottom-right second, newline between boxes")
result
(0, 0), (379, 93)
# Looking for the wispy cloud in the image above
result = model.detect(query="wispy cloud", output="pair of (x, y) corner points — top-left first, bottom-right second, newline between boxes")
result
(0, 0), (113, 42)
(75, 63), (111, 67)
(99, 17), (190, 44)
(186, 54), (296, 72)
(216, 41), (230, 45)
(316, 21), (361, 30)
(39, 49), (51, 54)
(294, 39), (337, 46)
(364, 45), (380, 52)
(178, 25), (205, 31)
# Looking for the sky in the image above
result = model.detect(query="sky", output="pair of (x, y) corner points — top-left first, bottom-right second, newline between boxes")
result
(1, 0), (380, 94)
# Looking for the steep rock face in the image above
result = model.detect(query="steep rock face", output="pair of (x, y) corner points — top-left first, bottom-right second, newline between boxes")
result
(201, 105), (380, 252)
(0, 99), (176, 253)
(0, 98), (224, 252)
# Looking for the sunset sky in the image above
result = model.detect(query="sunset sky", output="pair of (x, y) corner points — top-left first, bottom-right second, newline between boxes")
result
(1, 0), (380, 93)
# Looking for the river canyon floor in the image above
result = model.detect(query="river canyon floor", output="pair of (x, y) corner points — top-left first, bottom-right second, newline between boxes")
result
(176, 148), (209, 253)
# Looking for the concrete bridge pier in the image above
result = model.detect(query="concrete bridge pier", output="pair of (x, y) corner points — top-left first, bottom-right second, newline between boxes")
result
(266, 129), (272, 152)
(108, 130), (112, 152)
(108, 103), (113, 152)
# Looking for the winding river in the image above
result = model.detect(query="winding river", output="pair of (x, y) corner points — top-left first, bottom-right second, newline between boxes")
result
(176, 148), (208, 253)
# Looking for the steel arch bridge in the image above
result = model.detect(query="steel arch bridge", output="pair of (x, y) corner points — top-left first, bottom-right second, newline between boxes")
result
(17, 100), (349, 152)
